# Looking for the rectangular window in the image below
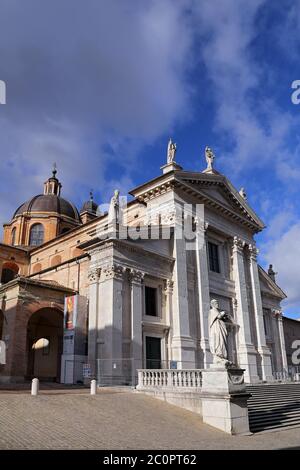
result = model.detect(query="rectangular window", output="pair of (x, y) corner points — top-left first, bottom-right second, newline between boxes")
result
(208, 242), (220, 273)
(145, 286), (157, 316)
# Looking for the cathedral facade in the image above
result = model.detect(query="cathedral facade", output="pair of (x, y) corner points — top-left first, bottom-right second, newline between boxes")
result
(0, 147), (288, 384)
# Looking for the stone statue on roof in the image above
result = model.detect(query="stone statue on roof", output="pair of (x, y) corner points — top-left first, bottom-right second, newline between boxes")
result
(205, 146), (215, 171)
(108, 189), (120, 224)
(167, 138), (177, 164)
(239, 187), (247, 200)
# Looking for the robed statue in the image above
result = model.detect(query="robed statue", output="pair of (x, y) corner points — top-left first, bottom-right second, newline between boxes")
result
(167, 138), (177, 163)
(209, 299), (233, 367)
(205, 146), (215, 171)
(108, 189), (120, 223)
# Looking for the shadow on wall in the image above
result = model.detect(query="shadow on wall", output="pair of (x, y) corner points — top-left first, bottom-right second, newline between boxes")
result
(1, 261), (19, 284)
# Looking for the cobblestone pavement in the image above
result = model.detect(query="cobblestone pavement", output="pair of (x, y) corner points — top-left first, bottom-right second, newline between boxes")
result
(0, 387), (300, 450)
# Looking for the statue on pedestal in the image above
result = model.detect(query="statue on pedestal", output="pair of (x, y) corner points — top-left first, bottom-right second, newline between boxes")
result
(108, 189), (120, 224)
(209, 299), (233, 368)
(167, 138), (177, 164)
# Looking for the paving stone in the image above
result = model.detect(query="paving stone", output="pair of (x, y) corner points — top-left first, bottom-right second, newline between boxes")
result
(0, 388), (299, 449)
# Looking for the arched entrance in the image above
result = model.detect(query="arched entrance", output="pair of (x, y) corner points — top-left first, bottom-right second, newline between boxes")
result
(26, 308), (63, 382)
(1, 261), (19, 284)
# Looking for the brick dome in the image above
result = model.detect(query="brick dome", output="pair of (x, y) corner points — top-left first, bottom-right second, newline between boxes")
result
(13, 194), (80, 222)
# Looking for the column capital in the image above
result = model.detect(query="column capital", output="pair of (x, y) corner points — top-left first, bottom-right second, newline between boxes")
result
(232, 297), (238, 313)
(248, 244), (259, 261)
(102, 264), (125, 281)
(232, 236), (246, 254)
(88, 268), (101, 283)
(161, 209), (177, 226)
(129, 269), (145, 284)
(272, 308), (283, 319)
(164, 279), (174, 293)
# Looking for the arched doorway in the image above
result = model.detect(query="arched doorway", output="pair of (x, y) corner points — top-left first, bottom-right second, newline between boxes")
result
(26, 308), (63, 382)
(1, 261), (19, 284)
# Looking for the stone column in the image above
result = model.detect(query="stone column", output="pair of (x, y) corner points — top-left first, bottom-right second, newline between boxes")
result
(273, 309), (288, 373)
(130, 269), (144, 377)
(248, 245), (273, 381)
(232, 237), (259, 382)
(100, 264), (124, 363)
(87, 268), (101, 378)
(194, 218), (212, 368)
(171, 206), (195, 368)
(164, 279), (174, 367)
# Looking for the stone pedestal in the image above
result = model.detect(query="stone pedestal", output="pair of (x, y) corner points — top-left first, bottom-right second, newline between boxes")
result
(160, 162), (183, 174)
(201, 367), (251, 435)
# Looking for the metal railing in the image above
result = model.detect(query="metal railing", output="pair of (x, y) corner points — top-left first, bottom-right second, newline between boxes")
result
(97, 358), (136, 386)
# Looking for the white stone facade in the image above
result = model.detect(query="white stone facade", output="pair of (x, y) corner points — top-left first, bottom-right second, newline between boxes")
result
(81, 161), (287, 384)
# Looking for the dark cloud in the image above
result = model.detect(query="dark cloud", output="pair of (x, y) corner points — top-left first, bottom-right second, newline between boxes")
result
(0, 0), (194, 222)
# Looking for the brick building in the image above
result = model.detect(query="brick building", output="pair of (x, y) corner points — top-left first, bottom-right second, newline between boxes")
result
(0, 147), (290, 384)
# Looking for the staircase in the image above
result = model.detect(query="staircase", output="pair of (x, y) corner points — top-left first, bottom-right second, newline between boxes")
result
(246, 383), (300, 433)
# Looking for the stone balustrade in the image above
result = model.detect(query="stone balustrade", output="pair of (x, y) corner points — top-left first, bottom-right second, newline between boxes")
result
(137, 369), (202, 390)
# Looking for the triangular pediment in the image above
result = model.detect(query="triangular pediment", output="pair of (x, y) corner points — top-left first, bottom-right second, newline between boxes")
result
(176, 171), (265, 231)
(199, 186), (236, 209)
(258, 266), (286, 300)
(129, 168), (265, 232)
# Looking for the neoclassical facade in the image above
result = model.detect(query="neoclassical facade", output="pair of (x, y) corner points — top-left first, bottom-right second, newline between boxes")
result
(0, 147), (288, 384)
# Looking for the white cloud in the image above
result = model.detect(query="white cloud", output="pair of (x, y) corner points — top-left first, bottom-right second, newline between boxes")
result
(264, 222), (300, 313)
(191, 0), (298, 177)
(0, 0), (195, 225)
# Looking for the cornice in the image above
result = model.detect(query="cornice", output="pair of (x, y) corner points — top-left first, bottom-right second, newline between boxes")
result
(82, 237), (175, 267)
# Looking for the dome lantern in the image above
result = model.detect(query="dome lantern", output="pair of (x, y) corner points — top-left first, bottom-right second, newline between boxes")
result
(44, 163), (62, 196)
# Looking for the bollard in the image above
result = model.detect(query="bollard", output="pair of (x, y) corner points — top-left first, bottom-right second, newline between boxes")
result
(31, 378), (39, 396)
(90, 379), (97, 395)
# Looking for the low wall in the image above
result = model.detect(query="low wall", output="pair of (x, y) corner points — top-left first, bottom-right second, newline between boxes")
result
(136, 368), (250, 435)
(136, 369), (203, 415)
(136, 387), (203, 415)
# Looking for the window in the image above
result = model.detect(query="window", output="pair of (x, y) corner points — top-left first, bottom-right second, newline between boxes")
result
(29, 224), (44, 246)
(208, 242), (220, 273)
(145, 286), (157, 316)
(1, 262), (19, 284)
(11, 228), (16, 246)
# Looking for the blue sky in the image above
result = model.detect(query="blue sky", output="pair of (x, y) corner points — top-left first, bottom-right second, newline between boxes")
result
(0, 0), (299, 315)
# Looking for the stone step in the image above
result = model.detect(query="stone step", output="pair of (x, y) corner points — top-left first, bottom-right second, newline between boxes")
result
(249, 407), (300, 420)
(246, 384), (300, 432)
(248, 402), (300, 413)
(246, 382), (300, 391)
(248, 399), (300, 406)
(247, 385), (300, 390)
(250, 418), (300, 433)
(248, 391), (300, 397)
